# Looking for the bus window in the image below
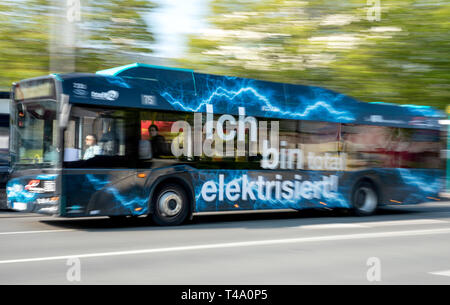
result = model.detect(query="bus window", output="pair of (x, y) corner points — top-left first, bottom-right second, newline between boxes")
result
(0, 114), (9, 165)
(395, 128), (441, 169)
(341, 124), (395, 169)
(139, 111), (194, 163)
(341, 124), (442, 169)
(64, 106), (130, 167)
(292, 121), (339, 171)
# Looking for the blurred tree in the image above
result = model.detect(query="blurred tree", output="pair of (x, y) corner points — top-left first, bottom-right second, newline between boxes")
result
(181, 0), (449, 110)
(0, 0), (156, 90)
(76, 0), (157, 72)
(0, 0), (50, 89)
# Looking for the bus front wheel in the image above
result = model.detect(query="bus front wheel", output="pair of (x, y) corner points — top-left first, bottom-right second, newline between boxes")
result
(151, 183), (189, 226)
(351, 181), (378, 216)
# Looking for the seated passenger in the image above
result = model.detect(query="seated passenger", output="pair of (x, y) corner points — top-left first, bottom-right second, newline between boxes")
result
(148, 125), (166, 157)
(83, 134), (102, 160)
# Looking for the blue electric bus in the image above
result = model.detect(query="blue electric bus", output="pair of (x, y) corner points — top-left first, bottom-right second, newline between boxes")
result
(6, 64), (444, 225)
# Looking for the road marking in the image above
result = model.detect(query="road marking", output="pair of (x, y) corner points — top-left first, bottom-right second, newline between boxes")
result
(298, 219), (448, 229)
(363, 219), (447, 227)
(0, 214), (42, 218)
(0, 229), (74, 236)
(429, 270), (450, 277)
(299, 223), (366, 229)
(1, 228), (450, 265)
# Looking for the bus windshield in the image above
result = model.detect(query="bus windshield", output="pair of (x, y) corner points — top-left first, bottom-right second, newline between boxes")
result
(12, 100), (59, 167)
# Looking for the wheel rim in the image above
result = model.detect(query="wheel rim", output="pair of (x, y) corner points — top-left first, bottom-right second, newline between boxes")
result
(354, 187), (377, 213)
(158, 191), (183, 217)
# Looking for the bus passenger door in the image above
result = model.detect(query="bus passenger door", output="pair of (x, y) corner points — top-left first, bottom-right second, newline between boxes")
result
(62, 107), (144, 217)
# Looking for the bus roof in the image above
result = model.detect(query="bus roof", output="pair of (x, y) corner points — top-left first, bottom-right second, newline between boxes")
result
(55, 63), (443, 130)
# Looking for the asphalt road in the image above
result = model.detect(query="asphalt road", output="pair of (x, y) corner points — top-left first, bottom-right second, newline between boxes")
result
(0, 202), (450, 285)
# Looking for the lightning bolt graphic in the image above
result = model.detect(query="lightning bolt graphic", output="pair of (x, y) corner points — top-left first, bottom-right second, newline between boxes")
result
(397, 169), (442, 194)
(161, 84), (355, 122)
(85, 174), (148, 215)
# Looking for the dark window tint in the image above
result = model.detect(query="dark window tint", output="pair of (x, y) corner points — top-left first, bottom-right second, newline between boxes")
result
(0, 114), (8, 165)
(341, 124), (442, 169)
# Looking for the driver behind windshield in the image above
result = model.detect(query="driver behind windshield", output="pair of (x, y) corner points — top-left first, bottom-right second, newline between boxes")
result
(83, 134), (102, 160)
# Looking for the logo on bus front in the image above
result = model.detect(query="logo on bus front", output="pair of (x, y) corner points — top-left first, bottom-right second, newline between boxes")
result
(91, 90), (119, 101)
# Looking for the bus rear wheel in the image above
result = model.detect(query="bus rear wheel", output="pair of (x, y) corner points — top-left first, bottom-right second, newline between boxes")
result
(151, 183), (189, 226)
(351, 181), (378, 216)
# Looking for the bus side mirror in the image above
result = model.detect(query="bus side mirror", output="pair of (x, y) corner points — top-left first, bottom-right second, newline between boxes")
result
(59, 94), (71, 128)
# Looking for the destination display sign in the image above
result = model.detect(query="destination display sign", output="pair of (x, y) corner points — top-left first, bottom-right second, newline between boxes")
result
(14, 79), (56, 101)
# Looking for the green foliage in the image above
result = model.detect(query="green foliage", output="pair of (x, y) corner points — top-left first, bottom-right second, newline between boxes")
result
(0, 0), (50, 89)
(0, 0), (156, 90)
(181, 0), (449, 109)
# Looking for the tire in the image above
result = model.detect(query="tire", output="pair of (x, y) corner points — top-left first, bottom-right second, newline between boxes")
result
(351, 181), (378, 216)
(151, 183), (189, 226)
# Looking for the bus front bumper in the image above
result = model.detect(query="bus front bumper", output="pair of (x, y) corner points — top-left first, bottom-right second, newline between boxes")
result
(7, 197), (60, 215)
(7, 196), (59, 215)
(6, 175), (60, 215)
